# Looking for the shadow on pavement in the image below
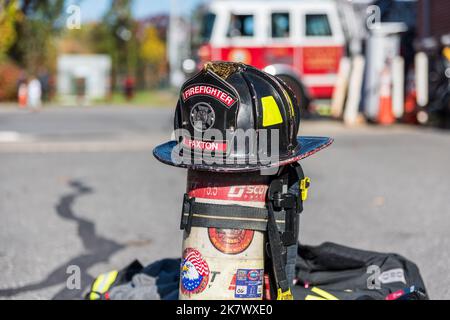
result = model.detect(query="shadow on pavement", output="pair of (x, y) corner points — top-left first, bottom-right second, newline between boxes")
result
(0, 180), (124, 300)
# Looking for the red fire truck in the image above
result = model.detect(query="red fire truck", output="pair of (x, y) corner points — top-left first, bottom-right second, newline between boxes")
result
(195, 0), (346, 110)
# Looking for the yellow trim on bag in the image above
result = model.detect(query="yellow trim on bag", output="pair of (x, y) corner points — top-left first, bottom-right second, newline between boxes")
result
(310, 287), (339, 300)
(89, 270), (119, 300)
(305, 295), (327, 300)
(277, 288), (294, 300)
(261, 96), (283, 127)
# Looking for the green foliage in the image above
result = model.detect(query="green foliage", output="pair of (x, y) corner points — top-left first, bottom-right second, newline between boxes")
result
(19, 0), (65, 23)
(0, 0), (21, 60)
(102, 0), (138, 82)
(7, 0), (65, 72)
(17, 19), (56, 72)
(2, 0), (170, 94)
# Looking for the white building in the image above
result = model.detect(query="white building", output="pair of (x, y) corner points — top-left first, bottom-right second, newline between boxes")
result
(57, 54), (112, 103)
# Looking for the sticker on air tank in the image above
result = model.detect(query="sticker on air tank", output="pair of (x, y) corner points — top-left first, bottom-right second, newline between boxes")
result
(180, 248), (210, 295)
(208, 228), (254, 255)
(181, 227), (265, 299)
(188, 184), (268, 202)
(234, 269), (264, 299)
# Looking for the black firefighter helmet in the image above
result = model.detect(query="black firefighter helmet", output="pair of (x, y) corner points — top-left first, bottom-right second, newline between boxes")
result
(153, 62), (332, 172)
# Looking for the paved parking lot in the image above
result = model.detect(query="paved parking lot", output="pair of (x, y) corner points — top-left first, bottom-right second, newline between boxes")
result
(0, 107), (449, 299)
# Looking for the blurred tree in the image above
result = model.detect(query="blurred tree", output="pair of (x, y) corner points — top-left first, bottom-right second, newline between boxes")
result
(102, 0), (139, 90)
(0, 0), (21, 61)
(19, 0), (65, 22)
(59, 23), (99, 54)
(7, 0), (65, 73)
(0, 58), (22, 101)
(140, 25), (166, 87)
(140, 26), (166, 66)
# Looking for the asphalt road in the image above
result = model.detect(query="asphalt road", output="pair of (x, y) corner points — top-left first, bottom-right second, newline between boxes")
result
(0, 106), (449, 299)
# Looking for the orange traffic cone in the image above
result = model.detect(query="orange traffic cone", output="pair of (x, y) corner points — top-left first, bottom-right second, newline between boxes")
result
(377, 67), (395, 125)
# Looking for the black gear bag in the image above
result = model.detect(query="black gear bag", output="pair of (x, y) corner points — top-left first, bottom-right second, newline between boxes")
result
(293, 242), (428, 300)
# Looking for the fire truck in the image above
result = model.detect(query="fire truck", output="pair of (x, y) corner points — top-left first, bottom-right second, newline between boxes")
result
(194, 0), (346, 111)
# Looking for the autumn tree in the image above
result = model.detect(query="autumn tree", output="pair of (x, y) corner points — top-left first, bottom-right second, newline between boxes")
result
(7, 0), (65, 73)
(139, 25), (166, 87)
(0, 0), (21, 61)
(101, 0), (139, 89)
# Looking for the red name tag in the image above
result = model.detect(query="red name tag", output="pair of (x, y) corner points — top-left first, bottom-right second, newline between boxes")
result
(182, 85), (237, 107)
(183, 137), (227, 152)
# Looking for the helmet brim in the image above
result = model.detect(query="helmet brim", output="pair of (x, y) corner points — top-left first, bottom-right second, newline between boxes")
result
(153, 136), (333, 172)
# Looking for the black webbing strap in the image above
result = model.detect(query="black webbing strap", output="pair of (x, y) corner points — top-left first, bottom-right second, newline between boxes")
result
(267, 201), (293, 300)
(266, 162), (307, 299)
(180, 194), (287, 233)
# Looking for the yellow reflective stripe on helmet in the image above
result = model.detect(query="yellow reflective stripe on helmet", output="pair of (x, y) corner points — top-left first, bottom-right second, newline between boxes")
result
(89, 270), (119, 300)
(310, 287), (338, 300)
(261, 96), (283, 127)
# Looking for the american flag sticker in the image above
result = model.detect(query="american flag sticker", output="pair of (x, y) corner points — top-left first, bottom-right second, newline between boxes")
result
(180, 248), (210, 295)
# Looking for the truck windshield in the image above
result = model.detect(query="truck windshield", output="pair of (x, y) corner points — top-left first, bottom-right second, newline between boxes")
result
(305, 14), (332, 37)
(228, 14), (254, 37)
(201, 13), (216, 42)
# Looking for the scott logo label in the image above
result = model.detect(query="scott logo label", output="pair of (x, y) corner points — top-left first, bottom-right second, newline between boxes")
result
(379, 268), (406, 284)
(228, 185), (267, 201)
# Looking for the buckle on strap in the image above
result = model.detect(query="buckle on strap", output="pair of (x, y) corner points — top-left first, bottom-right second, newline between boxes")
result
(180, 194), (194, 235)
(268, 179), (297, 210)
(268, 177), (299, 246)
(300, 177), (311, 201)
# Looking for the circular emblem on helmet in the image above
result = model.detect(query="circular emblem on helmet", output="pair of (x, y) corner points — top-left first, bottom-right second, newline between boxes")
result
(190, 103), (215, 132)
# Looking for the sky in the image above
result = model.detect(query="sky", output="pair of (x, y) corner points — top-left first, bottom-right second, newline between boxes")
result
(72, 0), (210, 22)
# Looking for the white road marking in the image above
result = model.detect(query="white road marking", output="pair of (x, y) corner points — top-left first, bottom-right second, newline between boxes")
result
(0, 131), (26, 143)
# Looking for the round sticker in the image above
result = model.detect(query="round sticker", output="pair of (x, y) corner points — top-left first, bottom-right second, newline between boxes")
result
(190, 102), (215, 132)
(180, 248), (210, 295)
(208, 228), (254, 254)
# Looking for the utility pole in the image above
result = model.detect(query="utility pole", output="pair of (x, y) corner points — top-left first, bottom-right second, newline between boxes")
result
(168, 0), (185, 87)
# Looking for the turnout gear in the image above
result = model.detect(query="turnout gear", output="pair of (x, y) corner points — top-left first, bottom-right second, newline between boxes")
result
(86, 242), (428, 300)
(153, 61), (332, 172)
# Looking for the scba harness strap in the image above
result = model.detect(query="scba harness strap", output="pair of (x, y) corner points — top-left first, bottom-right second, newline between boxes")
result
(179, 163), (310, 300)
(181, 197), (288, 233)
